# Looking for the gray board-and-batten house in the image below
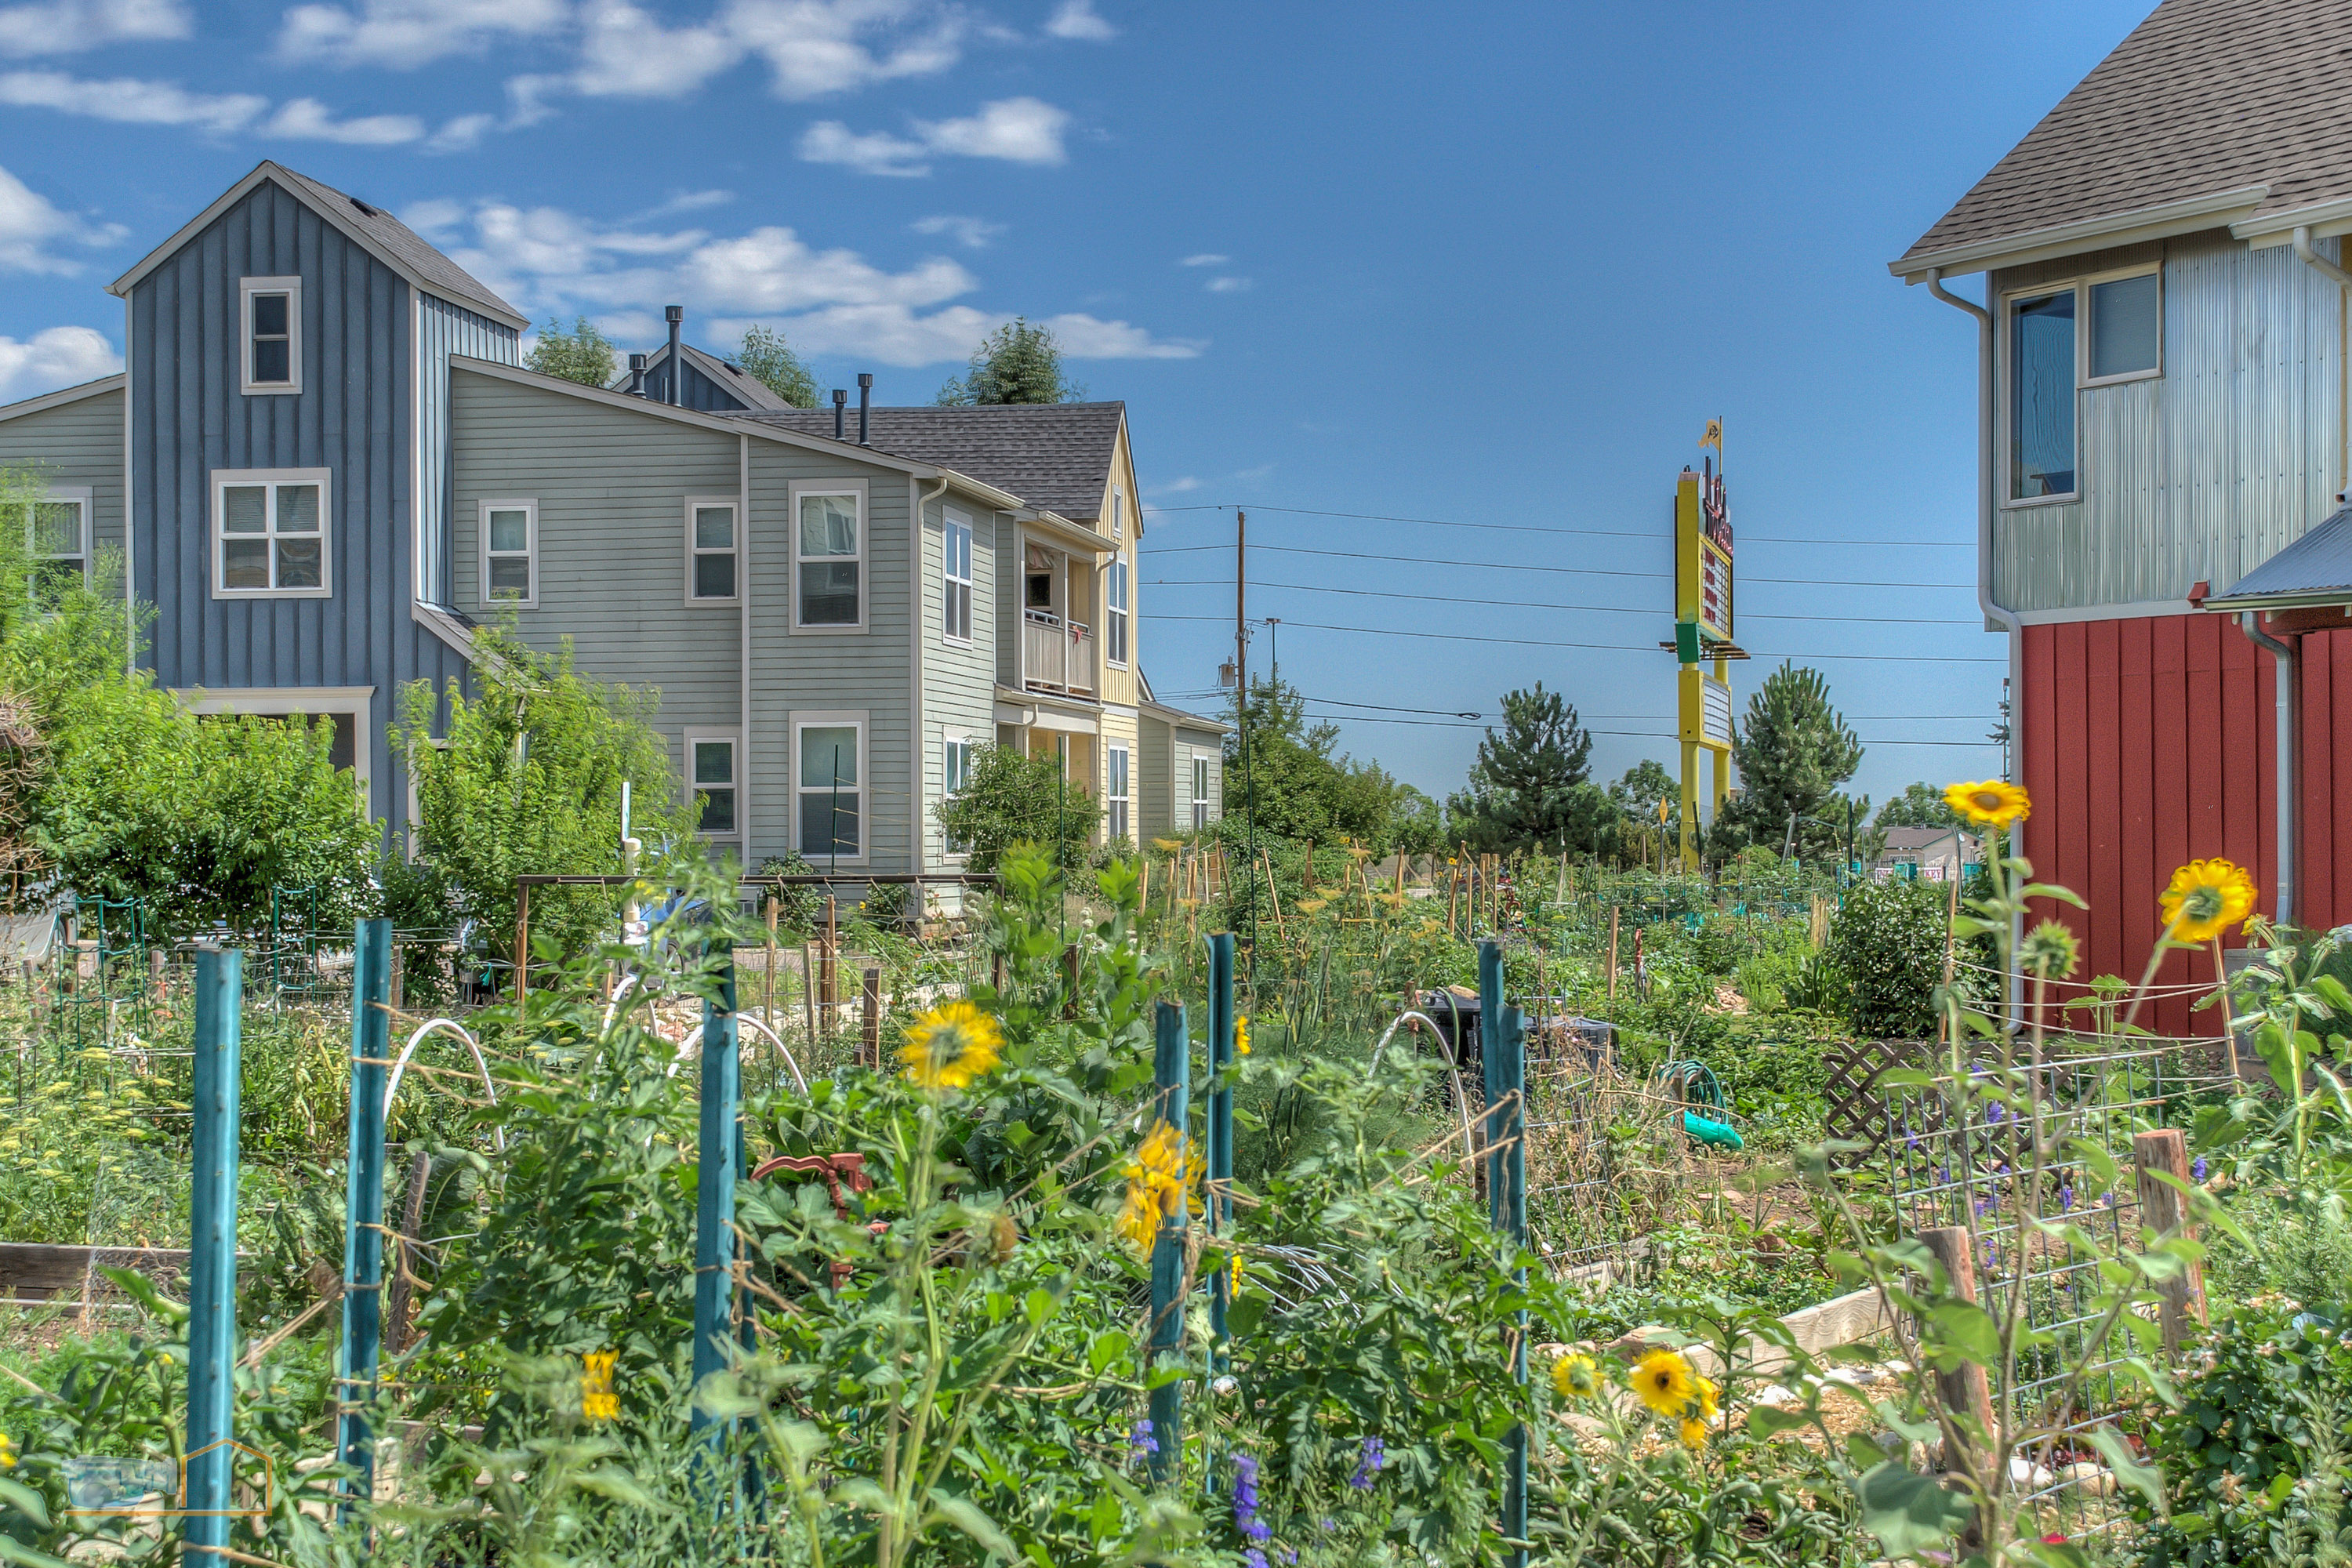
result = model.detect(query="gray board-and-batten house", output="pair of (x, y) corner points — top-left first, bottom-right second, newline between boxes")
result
(0, 159), (1224, 882)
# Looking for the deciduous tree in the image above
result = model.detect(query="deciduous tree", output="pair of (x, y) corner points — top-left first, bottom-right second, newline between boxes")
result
(936, 318), (1085, 405)
(526, 316), (616, 387)
(738, 324), (818, 408)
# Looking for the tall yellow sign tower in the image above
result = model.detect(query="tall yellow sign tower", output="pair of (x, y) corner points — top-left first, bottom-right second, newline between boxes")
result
(1671, 422), (1743, 869)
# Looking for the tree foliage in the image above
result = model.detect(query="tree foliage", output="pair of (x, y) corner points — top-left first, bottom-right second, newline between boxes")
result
(1875, 780), (1962, 832)
(736, 324), (818, 408)
(1224, 677), (1435, 854)
(1825, 877), (1947, 1036)
(394, 627), (695, 965)
(933, 742), (1101, 873)
(936, 317), (1085, 405)
(1723, 662), (1862, 857)
(525, 316), (617, 387)
(1446, 682), (1601, 853)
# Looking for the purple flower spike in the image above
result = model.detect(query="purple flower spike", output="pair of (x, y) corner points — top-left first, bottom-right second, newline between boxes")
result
(2060, 1185), (2074, 1212)
(1234, 1454), (1269, 1543)
(1985, 1102), (2005, 1125)
(2193, 1156), (2209, 1181)
(1350, 1436), (1387, 1490)
(1244, 1552), (1269, 1568)
(1129, 1418), (1157, 1457)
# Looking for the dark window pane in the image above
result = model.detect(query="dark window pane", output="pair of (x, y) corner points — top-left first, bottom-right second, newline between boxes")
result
(222, 486), (267, 533)
(694, 741), (733, 786)
(800, 561), (858, 623)
(251, 293), (288, 336)
(2010, 289), (2076, 499)
(326, 713), (356, 772)
(32, 501), (80, 557)
(222, 539), (269, 588)
(800, 726), (857, 786)
(800, 792), (859, 857)
(276, 484), (318, 533)
(488, 510), (529, 553)
(699, 786), (736, 835)
(489, 557), (532, 596)
(695, 506), (735, 550)
(695, 552), (736, 599)
(252, 338), (290, 384)
(2090, 273), (2159, 379)
(1026, 572), (1052, 609)
(275, 537), (322, 588)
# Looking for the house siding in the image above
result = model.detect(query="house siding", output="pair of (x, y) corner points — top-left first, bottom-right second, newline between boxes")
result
(1138, 711), (1172, 838)
(0, 383), (125, 557)
(920, 492), (1003, 868)
(126, 174), (468, 829)
(643, 354), (752, 412)
(416, 295), (518, 605)
(1991, 230), (2347, 615)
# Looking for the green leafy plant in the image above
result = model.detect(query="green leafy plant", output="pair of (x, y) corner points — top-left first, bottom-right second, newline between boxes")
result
(1826, 878), (1950, 1038)
(932, 741), (1099, 873)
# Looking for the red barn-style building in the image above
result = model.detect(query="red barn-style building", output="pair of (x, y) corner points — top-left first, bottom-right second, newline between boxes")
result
(1891, 0), (2352, 1034)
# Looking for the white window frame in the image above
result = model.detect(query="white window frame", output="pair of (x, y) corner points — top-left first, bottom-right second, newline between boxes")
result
(1105, 742), (1131, 843)
(789, 478), (867, 633)
(477, 497), (539, 609)
(942, 508), (975, 644)
(2082, 262), (2163, 389)
(239, 275), (302, 396)
(684, 731), (741, 840)
(942, 728), (977, 858)
(1998, 283), (2082, 510)
(1105, 556), (1129, 666)
(1190, 752), (1212, 830)
(22, 485), (90, 587)
(793, 710), (869, 866)
(684, 495), (740, 606)
(1111, 489), (1123, 540)
(211, 467), (332, 599)
(174, 685), (373, 818)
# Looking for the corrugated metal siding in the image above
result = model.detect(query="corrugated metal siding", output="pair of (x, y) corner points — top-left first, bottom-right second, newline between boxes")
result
(1993, 230), (2345, 613)
(0, 387), (125, 553)
(128, 175), (471, 829)
(920, 495), (1001, 866)
(416, 295), (517, 605)
(2020, 612), (2274, 1036)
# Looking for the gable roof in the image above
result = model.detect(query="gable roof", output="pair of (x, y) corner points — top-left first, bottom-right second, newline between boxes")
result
(109, 161), (525, 329)
(735, 401), (1127, 521)
(622, 342), (797, 411)
(0, 373), (124, 423)
(2205, 501), (2352, 608)
(1890, 0), (2352, 280)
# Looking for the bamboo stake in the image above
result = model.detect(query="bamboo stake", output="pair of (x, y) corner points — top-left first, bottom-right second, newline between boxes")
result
(1262, 850), (1287, 942)
(800, 942), (818, 1046)
(1607, 906), (1620, 1003)
(764, 897), (779, 1036)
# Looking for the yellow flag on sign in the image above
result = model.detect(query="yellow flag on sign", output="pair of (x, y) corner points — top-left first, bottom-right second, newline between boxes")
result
(1700, 419), (1723, 452)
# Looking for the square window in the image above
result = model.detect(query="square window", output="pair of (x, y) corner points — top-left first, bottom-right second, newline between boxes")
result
(213, 469), (329, 595)
(2089, 272), (2160, 380)
(223, 486), (267, 533)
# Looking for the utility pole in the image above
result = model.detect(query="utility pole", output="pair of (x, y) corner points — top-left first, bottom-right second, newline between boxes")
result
(1236, 510), (1258, 959)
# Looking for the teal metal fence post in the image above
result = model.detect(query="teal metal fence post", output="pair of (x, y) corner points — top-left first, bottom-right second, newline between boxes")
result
(1146, 999), (1189, 1486)
(1475, 942), (1530, 1568)
(186, 948), (242, 1559)
(339, 919), (393, 1508)
(692, 953), (741, 1438)
(1204, 934), (1235, 1349)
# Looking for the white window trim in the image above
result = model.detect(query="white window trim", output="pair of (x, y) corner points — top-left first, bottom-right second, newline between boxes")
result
(1112, 489), (1123, 540)
(210, 466), (332, 599)
(1105, 742), (1131, 844)
(684, 495), (741, 606)
(1998, 283), (2082, 511)
(477, 497), (539, 610)
(1189, 750), (1213, 830)
(942, 506), (975, 644)
(25, 485), (92, 585)
(941, 727), (977, 862)
(174, 685), (373, 819)
(789, 478), (868, 633)
(1105, 556), (1130, 667)
(239, 275), (302, 397)
(793, 709), (869, 865)
(2081, 262), (2164, 389)
(684, 731), (742, 840)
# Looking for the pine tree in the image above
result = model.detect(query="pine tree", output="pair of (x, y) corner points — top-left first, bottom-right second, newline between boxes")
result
(737, 325), (818, 408)
(1724, 662), (1863, 858)
(1446, 682), (1605, 852)
(525, 317), (616, 387)
(937, 318), (1086, 405)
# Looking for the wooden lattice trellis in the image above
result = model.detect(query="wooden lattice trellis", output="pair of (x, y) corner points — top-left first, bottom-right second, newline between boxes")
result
(1819, 1038), (1932, 1165)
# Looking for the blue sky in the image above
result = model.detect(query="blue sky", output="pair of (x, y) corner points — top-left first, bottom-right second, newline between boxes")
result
(0, 0), (2155, 809)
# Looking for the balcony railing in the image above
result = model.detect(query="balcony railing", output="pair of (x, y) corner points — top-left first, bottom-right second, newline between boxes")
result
(1022, 608), (1094, 697)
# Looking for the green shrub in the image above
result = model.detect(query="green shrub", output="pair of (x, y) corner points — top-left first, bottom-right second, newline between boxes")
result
(933, 741), (1098, 872)
(1826, 879), (1947, 1036)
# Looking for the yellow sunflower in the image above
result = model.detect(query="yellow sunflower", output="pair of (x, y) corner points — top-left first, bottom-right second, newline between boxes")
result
(1679, 1415), (1710, 1450)
(1944, 779), (2031, 829)
(1551, 1352), (1599, 1401)
(1631, 1348), (1697, 1416)
(899, 1000), (1004, 1092)
(1233, 1015), (1251, 1057)
(0, 1432), (16, 1469)
(1115, 1121), (1200, 1255)
(581, 1352), (619, 1421)
(1695, 1376), (1719, 1420)
(2160, 858), (2259, 943)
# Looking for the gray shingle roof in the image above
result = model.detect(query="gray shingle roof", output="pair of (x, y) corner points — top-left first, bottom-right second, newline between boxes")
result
(1891, 0), (2352, 275)
(2208, 502), (2352, 605)
(735, 401), (1123, 519)
(271, 165), (523, 326)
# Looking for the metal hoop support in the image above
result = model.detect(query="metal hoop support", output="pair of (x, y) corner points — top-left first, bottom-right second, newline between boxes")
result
(667, 1014), (810, 1094)
(384, 1018), (506, 1154)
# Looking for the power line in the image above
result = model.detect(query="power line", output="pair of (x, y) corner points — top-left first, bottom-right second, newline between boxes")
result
(1146, 576), (1980, 626)
(1151, 613), (2005, 663)
(1141, 540), (1967, 590)
(1300, 710), (2001, 746)
(1306, 695), (1485, 718)
(1149, 501), (1971, 547)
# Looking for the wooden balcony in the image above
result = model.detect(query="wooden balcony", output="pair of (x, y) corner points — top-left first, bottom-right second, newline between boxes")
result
(1022, 608), (1095, 697)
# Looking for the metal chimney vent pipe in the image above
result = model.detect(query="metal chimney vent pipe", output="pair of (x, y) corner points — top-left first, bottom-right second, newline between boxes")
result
(626, 353), (648, 397)
(832, 388), (847, 441)
(662, 305), (684, 405)
(857, 372), (873, 445)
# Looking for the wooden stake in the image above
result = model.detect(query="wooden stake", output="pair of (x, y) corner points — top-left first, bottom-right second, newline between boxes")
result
(1607, 906), (1620, 1002)
(2133, 1128), (2207, 1351)
(1917, 1225), (2000, 1472)
(861, 967), (882, 1069)
(1263, 850), (1287, 942)
(764, 897), (779, 1036)
(513, 882), (531, 1004)
(1446, 861), (1460, 938)
(822, 896), (839, 1023)
(800, 942), (818, 1045)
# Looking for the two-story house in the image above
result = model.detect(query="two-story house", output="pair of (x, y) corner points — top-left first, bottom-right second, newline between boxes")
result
(0, 159), (1224, 890)
(1891, 0), (2352, 1030)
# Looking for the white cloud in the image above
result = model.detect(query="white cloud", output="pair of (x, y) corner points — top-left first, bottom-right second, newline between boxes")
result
(567, 0), (739, 96)
(0, 161), (122, 273)
(265, 96), (425, 144)
(726, 0), (964, 100)
(423, 110), (494, 151)
(416, 194), (1199, 366)
(0, 69), (266, 132)
(1205, 275), (1250, 292)
(0, 0), (186, 56)
(1179, 252), (1226, 267)
(0, 324), (120, 398)
(1152, 475), (1202, 495)
(801, 95), (1069, 176)
(911, 213), (1003, 249)
(278, 0), (565, 67)
(1043, 0), (1112, 40)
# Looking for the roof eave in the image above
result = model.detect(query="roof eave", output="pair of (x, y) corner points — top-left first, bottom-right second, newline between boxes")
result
(0, 372), (126, 423)
(1889, 184), (2269, 283)
(2203, 587), (2352, 612)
